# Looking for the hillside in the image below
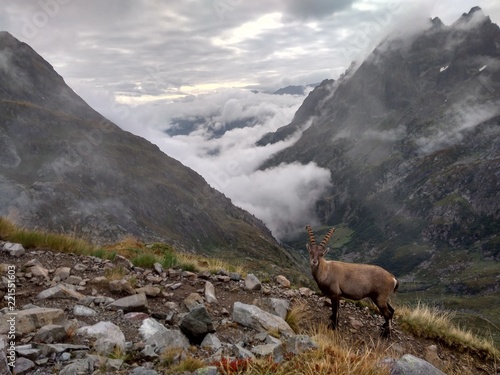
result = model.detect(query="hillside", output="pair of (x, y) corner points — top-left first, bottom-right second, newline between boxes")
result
(258, 8), (500, 335)
(0, 31), (300, 271)
(0, 238), (497, 374)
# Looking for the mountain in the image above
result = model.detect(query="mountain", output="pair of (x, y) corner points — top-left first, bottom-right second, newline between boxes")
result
(0, 31), (298, 270)
(257, 8), (500, 323)
(272, 83), (319, 96)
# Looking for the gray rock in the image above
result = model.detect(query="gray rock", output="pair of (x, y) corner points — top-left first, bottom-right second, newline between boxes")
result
(204, 281), (218, 304)
(245, 273), (261, 290)
(114, 254), (134, 270)
(273, 335), (317, 363)
(253, 298), (289, 320)
(153, 262), (163, 275)
(275, 275), (291, 288)
(54, 267), (71, 280)
(108, 292), (148, 313)
(233, 302), (295, 336)
(195, 366), (219, 375)
(145, 329), (190, 353)
(139, 318), (168, 341)
(4, 242), (25, 257)
(252, 343), (279, 357)
(33, 324), (67, 343)
(15, 345), (41, 361)
(38, 343), (90, 356)
(59, 358), (95, 375)
(184, 292), (204, 311)
(0, 307), (65, 335)
(180, 305), (215, 345)
(0, 337), (12, 375)
(140, 345), (158, 359)
(65, 275), (83, 285)
(109, 279), (136, 295)
(36, 284), (85, 300)
(135, 285), (161, 297)
(130, 365), (159, 375)
(73, 305), (97, 317)
(229, 272), (241, 281)
(390, 354), (447, 375)
(200, 333), (222, 351)
(77, 321), (126, 355)
(14, 357), (35, 374)
(233, 344), (255, 359)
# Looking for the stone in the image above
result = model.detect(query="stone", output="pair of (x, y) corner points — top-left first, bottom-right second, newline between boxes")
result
(275, 275), (291, 288)
(124, 312), (149, 321)
(299, 287), (314, 297)
(114, 254), (134, 270)
(77, 321), (126, 355)
(153, 262), (163, 275)
(73, 263), (88, 272)
(180, 305), (215, 345)
(54, 267), (71, 280)
(273, 335), (318, 363)
(232, 302), (295, 336)
(109, 279), (136, 295)
(73, 305), (97, 317)
(14, 357), (35, 374)
(253, 298), (289, 320)
(390, 354), (446, 375)
(108, 292), (148, 313)
(131, 365), (159, 375)
(349, 317), (364, 330)
(204, 281), (218, 304)
(233, 344), (255, 359)
(36, 284), (85, 300)
(65, 275), (83, 285)
(59, 358), (95, 375)
(29, 265), (49, 278)
(182, 271), (198, 280)
(200, 333), (222, 351)
(15, 345), (41, 361)
(33, 324), (67, 343)
(245, 273), (262, 290)
(184, 292), (204, 311)
(195, 366), (219, 375)
(139, 318), (168, 341)
(135, 285), (161, 297)
(0, 337), (11, 375)
(229, 272), (241, 281)
(217, 275), (230, 282)
(252, 344), (279, 357)
(0, 307), (65, 335)
(4, 242), (25, 257)
(145, 329), (190, 352)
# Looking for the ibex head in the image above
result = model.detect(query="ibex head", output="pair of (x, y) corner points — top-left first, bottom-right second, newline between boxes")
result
(305, 225), (335, 268)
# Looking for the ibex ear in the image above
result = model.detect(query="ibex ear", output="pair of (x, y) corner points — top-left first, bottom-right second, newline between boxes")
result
(306, 243), (312, 253)
(322, 246), (330, 256)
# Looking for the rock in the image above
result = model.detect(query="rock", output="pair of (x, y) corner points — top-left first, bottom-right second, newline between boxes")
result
(232, 302), (295, 336)
(109, 279), (136, 295)
(229, 272), (241, 281)
(139, 318), (168, 341)
(108, 292), (148, 313)
(33, 324), (67, 343)
(299, 287), (314, 297)
(0, 337), (12, 375)
(145, 329), (190, 353)
(54, 267), (71, 280)
(15, 345), (41, 361)
(252, 343), (278, 357)
(73, 263), (88, 272)
(14, 357), (35, 374)
(170, 282), (182, 290)
(28, 265), (49, 278)
(90, 276), (109, 285)
(184, 292), (204, 311)
(245, 273), (262, 290)
(59, 358), (95, 375)
(200, 333), (222, 351)
(349, 317), (364, 330)
(204, 281), (218, 304)
(217, 275), (230, 282)
(65, 275), (83, 285)
(273, 335), (318, 363)
(77, 321), (126, 355)
(135, 285), (161, 297)
(0, 307), (65, 335)
(36, 284), (85, 300)
(253, 298), (289, 320)
(233, 344), (255, 359)
(73, 305), (97, 317)
(114, 254), (134, 270)
(130, 366), (159, 375)
(195, 366), (219, 375)
(390, 354), (447, 375)
(153, 262), (163, 275)
(3, 242), (25, 257)
(182, 271), (197, 281)
(180, 305), (215, 345)
(275, 275), (291, 288)
(124, 312), (149, 321)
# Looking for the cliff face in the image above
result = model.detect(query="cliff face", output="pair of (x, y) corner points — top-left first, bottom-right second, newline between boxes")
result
(259, 8), (500, 285)
(0, 31), (295, 268)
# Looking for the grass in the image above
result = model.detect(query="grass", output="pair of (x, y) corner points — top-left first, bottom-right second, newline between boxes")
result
(397, 302), (499, 359)
(285, 301), (312, 333)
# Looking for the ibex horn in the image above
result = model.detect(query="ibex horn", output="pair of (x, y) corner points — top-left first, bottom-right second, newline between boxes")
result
(305, 225), (316, 245)
(320, 228), (336, 248)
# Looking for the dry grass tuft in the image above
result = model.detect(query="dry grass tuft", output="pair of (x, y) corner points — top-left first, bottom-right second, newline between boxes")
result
(286, 300), (314, 333)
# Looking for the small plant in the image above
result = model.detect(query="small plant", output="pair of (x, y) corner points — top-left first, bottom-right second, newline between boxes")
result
(286, 301), (312, 333)
(161, 250), (178, 269)
(172, 355), (205, 373)
(178, 261), (199, 273)
(104, 266), (128, 281)
(131, 253), (158, 268)
(214, 357), (251, 375)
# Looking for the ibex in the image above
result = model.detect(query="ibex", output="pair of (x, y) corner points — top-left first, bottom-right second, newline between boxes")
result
(306, 225), (398, 337)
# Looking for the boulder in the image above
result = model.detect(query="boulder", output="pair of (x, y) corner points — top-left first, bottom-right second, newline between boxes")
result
(253, 298), (289, 320)
(0, 308), (65, 335)
(180, 305), (215, 345)
(232, 302), (294, 336)
(108, 292), (148, 313)
(390, 354), (447, 375)
(204, 281), (218, 304)
(77, 321), (126, 356)
(245, 274), (261, 290)
(33, 324), (67, 343)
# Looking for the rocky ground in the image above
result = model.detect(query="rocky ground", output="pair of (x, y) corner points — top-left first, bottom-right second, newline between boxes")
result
(0, 242), (497, 375)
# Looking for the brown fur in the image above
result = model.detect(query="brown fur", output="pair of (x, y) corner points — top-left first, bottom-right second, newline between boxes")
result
(306, 226), (398, 337)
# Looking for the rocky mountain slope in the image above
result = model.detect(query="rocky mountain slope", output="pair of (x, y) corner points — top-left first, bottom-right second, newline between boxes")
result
(258, 7), (500, 329)
(0, 242), (496, 375)
(0, 31), (298, 270)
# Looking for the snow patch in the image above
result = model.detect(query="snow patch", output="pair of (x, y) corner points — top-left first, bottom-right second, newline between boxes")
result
(439, 65), (449, 72)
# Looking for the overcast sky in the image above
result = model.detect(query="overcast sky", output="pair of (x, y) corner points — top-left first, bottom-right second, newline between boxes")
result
(2, 0), (500, 103)
(2, 0), (500, 239)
